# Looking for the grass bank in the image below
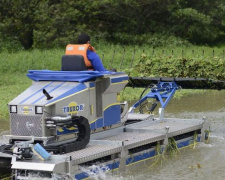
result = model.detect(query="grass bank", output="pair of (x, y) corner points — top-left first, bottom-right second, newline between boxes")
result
(0, 44), (224, 120)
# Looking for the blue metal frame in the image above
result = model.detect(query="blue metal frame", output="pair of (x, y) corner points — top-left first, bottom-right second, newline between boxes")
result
(132, 81), (178, 110)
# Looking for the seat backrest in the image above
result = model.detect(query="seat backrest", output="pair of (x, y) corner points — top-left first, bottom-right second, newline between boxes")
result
(61, 55), (88, 71)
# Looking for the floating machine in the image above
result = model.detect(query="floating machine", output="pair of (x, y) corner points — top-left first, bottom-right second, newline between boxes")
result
(0, 70), (215, 179)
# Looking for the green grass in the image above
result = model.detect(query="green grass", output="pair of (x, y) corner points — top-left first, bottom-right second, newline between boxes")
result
(0, 44), (224, 120)
(0, 74), (31, 121)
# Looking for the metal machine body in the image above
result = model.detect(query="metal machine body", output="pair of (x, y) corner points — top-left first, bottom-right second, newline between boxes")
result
(1, 116), (209, 180)
(7, 71), (128, 145)
(0, 72), (214, 180)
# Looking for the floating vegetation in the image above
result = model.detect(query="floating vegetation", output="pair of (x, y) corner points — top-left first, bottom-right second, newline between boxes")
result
(204, 129), (211, 144)
(150, 141), (165, 167)
(0, 173), (12, 180)
(166, 138), (179, 157)
(193, 131), (198, 149)
(189, 163), (202, 169)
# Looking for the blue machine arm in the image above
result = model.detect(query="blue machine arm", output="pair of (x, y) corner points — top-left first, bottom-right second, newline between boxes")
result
(131, 81), (179, 112)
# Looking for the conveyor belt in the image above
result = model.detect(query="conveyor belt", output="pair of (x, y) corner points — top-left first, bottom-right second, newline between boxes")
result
(127, 77), (225, 90)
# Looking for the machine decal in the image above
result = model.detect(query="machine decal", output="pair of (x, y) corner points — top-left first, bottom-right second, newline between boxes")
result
(21, 106), (33, 114)
(46, 83), (87, 106)
(63, 102), (84, 115)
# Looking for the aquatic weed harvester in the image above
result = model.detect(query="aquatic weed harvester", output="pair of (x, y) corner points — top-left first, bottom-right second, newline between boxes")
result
(1, 50), (224, 179)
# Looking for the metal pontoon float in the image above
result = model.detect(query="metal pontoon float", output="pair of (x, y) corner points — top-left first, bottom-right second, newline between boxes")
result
(0, 70), (215, 180)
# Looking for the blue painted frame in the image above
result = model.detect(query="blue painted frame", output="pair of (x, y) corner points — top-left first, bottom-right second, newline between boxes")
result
(131, 81), (178, 110)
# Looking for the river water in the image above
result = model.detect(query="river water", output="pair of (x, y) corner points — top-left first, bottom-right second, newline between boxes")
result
(1, 90), (225, 180)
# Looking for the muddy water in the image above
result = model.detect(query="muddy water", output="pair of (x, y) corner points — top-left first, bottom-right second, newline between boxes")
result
(0, 119), (9, 135)
(1, 90), (225, 180)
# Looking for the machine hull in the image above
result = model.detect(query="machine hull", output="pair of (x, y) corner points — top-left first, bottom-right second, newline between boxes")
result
(0, 116), (209, 180)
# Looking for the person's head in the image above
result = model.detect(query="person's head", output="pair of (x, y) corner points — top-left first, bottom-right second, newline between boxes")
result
(77, 34), (90, 44)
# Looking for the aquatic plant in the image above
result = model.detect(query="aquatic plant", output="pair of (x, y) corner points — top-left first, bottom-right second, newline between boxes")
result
(193, 131), (198, 149)
(166, 138), (179, 157)
(204, 129), (211, 144)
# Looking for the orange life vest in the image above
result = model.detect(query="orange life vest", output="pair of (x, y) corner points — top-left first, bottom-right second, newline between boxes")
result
(65, 44), (95, 68)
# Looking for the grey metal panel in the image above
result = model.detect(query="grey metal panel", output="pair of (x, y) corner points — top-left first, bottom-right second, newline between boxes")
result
(102, 132), (165, 149)
(90, 126), (124, 140)
(12, 162), (56, 171)
(167, 125), (202, 137)
(102, 93), (117, 111)
(53, 88), (89, 117)
(96, 81), (102, 117)
(66, 144), (122, 164)
(104, 75), (128, 94)
(0, 134), (10, 144)
(138, 119), (203, 131)
(103, 82), (127, 94)
(9, 81), (81, 106)
(88, 85), (97, 121)
(23, 81), (64, 105)
(127, 113), (154, 120)
(8, 81), (50, 105)
(0, 152), (13, 158)
(10, 114), (42, 136)
(64, 131), (165, 165)
(37, 82), (80, 106)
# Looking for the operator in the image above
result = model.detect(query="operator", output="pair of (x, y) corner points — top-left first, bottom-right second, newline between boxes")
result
(76, 33), (107, 71)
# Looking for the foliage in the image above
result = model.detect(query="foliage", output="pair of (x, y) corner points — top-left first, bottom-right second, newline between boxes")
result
(166, 138), (179, 156)
(0, 0), (38, 49)
(0, 0), (225, 49)
(110, 33), (191, 47)
(0, 34), (23, 53)
(126, 55), (225, 80)
(0, 74), (31, 121)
